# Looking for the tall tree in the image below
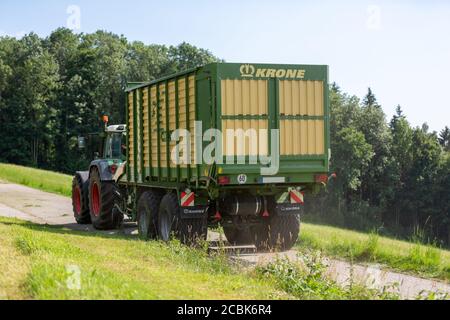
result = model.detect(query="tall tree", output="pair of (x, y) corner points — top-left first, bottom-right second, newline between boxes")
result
(0, 34), (59, 166)
(401, 127), (442, 230)
(358, 88), (392, 206)
(167, 42), (222, 73)
(439, 126), (450, 151)
(126, 41), (170, 82)
(385, 106), (414, 225)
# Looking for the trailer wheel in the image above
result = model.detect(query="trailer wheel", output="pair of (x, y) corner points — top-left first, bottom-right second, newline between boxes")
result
(88, 167), (123, 230)
(223, 225), (253, 245)
(72, 175), (91, 224)
(137, 190), (162, 240)
(158, 193), (207, 245)
(252, 215), (300, 252)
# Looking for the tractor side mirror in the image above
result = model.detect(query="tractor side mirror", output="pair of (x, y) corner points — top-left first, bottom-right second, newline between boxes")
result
(78, 136), (86, 150)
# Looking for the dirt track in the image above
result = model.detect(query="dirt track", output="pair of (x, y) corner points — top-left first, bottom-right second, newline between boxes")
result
(0, 180), (449, 299)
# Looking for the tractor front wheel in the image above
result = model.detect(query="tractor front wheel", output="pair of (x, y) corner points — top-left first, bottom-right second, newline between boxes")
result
(72, 175), (91, 224)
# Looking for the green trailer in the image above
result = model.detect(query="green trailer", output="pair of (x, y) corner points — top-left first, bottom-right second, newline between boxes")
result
(72, 62), (331, 251)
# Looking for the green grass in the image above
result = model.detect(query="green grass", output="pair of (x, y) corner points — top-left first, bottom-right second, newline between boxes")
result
(0, 217), (403, 300)
(1, 163), (448, 292)
(298, 223), (450, 280)
(0, 163), (72, 197)
(256, 253), (400, 300)
(0, 217), (290, 300)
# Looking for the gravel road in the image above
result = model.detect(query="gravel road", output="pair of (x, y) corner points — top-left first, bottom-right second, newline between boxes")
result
(0, 180), (449, 299)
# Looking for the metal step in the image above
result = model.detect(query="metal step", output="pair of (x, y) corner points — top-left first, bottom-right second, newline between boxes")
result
(208, 244), (257, 255)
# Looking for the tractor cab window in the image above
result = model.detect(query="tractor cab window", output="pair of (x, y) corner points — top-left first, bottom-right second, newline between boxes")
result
(104, 133), (123, 160)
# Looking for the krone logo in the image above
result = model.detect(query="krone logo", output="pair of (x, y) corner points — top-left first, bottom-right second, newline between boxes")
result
(240, 64), (255, 77)
(239, 64), (306, 79)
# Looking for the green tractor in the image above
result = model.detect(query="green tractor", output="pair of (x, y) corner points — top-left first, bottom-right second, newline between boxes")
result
(72, 122), (127, 230)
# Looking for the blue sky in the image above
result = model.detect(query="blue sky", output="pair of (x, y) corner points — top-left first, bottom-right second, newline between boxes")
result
(1, 0), (449, 132)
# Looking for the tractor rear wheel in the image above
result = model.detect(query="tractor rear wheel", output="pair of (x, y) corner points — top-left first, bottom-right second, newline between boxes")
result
(158, 192), (207, 245)
(88, 168), (123, 230)
(72, 175), (91, 224)
(137, 190), (163, 240)
(251, 215), (300, 252)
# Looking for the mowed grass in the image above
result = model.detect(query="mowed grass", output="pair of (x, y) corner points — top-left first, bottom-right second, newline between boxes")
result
(0, 217), (290, 300)
(0, 217), (405, 300)
(298, 223), (450, 280)
(0, 163), (72, 197)
(1, 163), (449, 287)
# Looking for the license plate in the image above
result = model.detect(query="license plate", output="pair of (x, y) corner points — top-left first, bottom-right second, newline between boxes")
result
(262, 177), (286, 184)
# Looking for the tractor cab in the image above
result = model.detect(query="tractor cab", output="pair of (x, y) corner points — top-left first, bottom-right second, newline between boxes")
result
(103, 125), (127, 161)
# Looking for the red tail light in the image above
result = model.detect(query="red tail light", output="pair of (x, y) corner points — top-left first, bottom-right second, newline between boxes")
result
(315, 174), (329, 184)
(218, 176), (231, 185)
(110, 164), (118, 175)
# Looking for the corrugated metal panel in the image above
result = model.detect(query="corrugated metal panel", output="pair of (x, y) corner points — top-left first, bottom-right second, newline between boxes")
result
(222, 120), (268, 156)
(168, 81), (176, 169)
(177, 78), (187, 169)
(158, 83), (168, 169)
(279, 80), (325, 156)
(221, 79), (268, 115)
(140, 76), (196, 173)
(142, 88), (150, 168)
(128, 92), (134, 165)
(136, 89), (142, 178)
(176, 76), (196, 169)
(280, 120), (324, 155)
(221, 79), (268, 156)
(150, 86), (158, 168)
(279, 80), (324, 116)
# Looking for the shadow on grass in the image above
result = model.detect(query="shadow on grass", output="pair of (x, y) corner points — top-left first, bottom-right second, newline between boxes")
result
(0, 219), (140, 242)
(0, 218), (228, 250)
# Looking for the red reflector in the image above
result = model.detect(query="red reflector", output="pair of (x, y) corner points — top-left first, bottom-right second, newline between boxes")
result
(110, 164), (118, 175)
(315, 174), (328, 184)
(218, 176), (231, 185)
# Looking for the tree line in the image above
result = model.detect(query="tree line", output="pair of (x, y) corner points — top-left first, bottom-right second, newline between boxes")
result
(0, 28), (220, 172)
(305, 85), (450, 245)
(0, 28), (449, 245)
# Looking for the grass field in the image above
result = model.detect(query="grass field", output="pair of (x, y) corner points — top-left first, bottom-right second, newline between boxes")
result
(0, 217), (287, 300)
(0, 163), (72, 197)
(299, 223), (450, 280)
(0, 217), (400, 300)
(1, 163), (449, 284)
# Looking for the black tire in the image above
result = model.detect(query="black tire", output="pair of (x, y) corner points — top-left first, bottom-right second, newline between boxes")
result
(158, 192), (207, 245)
(223, 225), (254, 245)
(72, 175), (91, 224)
(251, 215), (300, 252)
(137, 190), (162, 240)
(88, 168), (123, 230)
